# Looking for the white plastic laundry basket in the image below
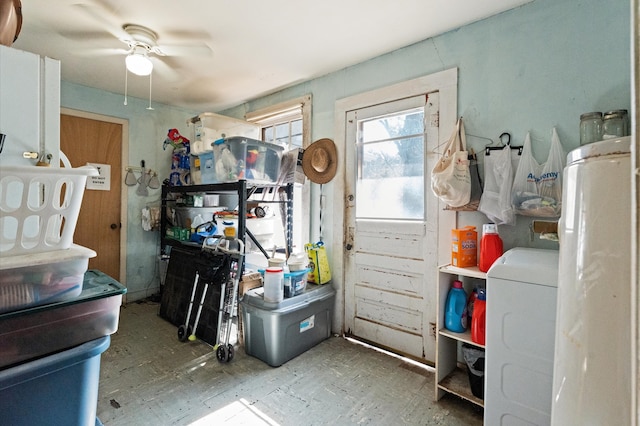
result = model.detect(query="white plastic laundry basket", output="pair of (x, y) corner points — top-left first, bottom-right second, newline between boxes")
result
(0, 165), (98, 256)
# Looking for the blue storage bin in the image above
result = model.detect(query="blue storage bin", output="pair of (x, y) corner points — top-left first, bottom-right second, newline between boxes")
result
(0, 336), (110, 426)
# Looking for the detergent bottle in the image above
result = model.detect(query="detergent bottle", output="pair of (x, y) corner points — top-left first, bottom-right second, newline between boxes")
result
(479, 223), (503, 272)
(445, 280), (467, 333)
(471, 288), (487, 345)
(466, 286), (479, 324)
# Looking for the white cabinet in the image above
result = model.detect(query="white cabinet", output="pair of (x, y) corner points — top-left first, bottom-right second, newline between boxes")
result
(435, 264), (485, 407)
(0, 46), (60, 166)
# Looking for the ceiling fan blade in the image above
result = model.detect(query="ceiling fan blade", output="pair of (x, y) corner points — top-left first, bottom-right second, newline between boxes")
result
(151, 57), (181, 82)
(59, 30), (115, 43)
(72, 2), (130, 41)
(74, 47), (130, 58)
(154, 44), (213, 58)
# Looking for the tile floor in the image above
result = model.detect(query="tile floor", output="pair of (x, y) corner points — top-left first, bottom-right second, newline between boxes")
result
(97, 300), (483, 425)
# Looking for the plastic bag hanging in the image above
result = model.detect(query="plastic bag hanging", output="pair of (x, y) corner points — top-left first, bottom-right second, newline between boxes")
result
(478, 145), (515, 225)
(537, 128), (566, 215)
(511, 130), (565, 217)
(511, 133), (543, 216)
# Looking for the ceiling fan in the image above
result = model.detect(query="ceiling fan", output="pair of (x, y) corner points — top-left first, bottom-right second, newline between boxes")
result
(121, 24), (167, 76)
(71, 2), (213, 78)
(70, 1), (213, 107)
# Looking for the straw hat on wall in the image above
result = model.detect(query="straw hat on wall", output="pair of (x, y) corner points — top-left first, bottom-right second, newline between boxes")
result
(302, 138), (337, 184)
(0, 0), (22, 47)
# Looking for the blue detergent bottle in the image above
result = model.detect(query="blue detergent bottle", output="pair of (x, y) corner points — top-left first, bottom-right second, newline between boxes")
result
(445, 280), (468, 332)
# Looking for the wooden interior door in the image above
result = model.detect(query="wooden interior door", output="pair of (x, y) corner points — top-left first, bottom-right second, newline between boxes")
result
(60, 114), (122, 281)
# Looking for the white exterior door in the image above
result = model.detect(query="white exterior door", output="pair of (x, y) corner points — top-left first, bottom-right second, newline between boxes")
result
(341, 69), (458, 364)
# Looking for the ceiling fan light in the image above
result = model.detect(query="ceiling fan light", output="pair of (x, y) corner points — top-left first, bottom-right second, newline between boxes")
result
(125, 52), (153, 76)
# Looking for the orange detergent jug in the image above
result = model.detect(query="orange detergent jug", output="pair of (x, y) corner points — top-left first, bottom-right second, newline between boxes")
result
(471, 288), (486, 345)
(479, 223), (503, 272)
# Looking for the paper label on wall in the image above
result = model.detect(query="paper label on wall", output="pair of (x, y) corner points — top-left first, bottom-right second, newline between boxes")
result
(86, 163), (110, 191)
(300, 314), (315, 333)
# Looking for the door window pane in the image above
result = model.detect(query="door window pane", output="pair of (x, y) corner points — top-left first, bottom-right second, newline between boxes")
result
(356, 108), (424, 220)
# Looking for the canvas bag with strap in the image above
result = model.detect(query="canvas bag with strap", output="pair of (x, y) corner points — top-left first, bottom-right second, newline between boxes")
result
(431, 117), (471, 207)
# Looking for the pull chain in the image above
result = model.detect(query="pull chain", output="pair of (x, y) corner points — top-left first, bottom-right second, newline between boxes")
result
(147, 72), (154, 110)
(123, 63), (128, 106)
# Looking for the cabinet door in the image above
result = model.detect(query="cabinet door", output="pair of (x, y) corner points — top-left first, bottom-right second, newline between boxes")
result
(0, 46), (60, 166)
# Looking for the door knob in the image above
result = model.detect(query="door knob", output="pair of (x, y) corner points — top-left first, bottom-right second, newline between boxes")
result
(345, 243), (353, 250)
(110, 223), (118, 230)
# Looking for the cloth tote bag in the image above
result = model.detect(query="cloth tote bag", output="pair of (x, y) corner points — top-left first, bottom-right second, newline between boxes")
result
(431, 117), (471, 207)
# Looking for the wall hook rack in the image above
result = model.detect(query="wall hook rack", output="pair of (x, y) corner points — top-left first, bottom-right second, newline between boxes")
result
(125, 160), (160, 191)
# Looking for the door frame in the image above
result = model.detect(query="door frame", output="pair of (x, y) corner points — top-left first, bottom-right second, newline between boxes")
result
(60, 107), (129, 285)
(333, 68), (458, 334)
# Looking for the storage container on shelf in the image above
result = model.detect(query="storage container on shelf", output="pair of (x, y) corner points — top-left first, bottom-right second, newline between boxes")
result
(169, 206), (227, 228)
(0, 165), (98, 256)
(0, 244), (96, 313)
(0, 269), (126, 369)
(200, 137), (284, 184)
(188, 112), (260, 155)
(218, 214), (276, 250)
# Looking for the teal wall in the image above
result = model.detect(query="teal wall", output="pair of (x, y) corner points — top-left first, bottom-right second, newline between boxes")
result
(222, 0), (631, 253)
(61, 82), (197, 300)
(61, 0), (631, 299)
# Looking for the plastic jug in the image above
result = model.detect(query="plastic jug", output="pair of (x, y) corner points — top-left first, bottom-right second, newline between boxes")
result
(445, 280), (467, 332)
(471, 288), (486, 345)
(479, 223), (503, 272)
(263, 267), (284, 303)
(466, 286), (478, 324)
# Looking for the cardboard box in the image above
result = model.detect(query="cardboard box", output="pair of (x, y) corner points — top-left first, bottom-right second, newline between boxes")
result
(240, 272), (263, 296)
(451, 226), (477, 267)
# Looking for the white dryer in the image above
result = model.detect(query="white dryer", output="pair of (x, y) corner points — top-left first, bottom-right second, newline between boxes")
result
(485, 247), (559, 425)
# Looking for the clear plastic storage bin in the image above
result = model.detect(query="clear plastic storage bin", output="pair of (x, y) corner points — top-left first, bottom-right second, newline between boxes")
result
(0, 244), (96, 313)
(0, 269), (126, 369)
(188, 112), (260, 155)
(204, 137), (284, 184)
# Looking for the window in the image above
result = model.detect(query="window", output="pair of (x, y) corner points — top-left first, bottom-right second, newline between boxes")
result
(245, 95), (311, 253)
(262, 118), (303, 148)
(246, 96), (310, 150)
(356, 106), (425, 220)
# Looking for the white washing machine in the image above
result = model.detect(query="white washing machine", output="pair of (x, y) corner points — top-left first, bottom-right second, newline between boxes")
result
(485, 247), (559, 425)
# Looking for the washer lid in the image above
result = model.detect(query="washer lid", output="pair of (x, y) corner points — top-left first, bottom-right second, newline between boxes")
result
(487, 247), (559, 287)
(567, 136), (631, 165)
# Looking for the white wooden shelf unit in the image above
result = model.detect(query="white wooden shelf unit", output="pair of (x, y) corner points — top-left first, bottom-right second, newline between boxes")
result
(435, 264), (486, 407)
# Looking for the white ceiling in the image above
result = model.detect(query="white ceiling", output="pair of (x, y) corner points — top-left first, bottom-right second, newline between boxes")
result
(12, 0), (531, 112)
